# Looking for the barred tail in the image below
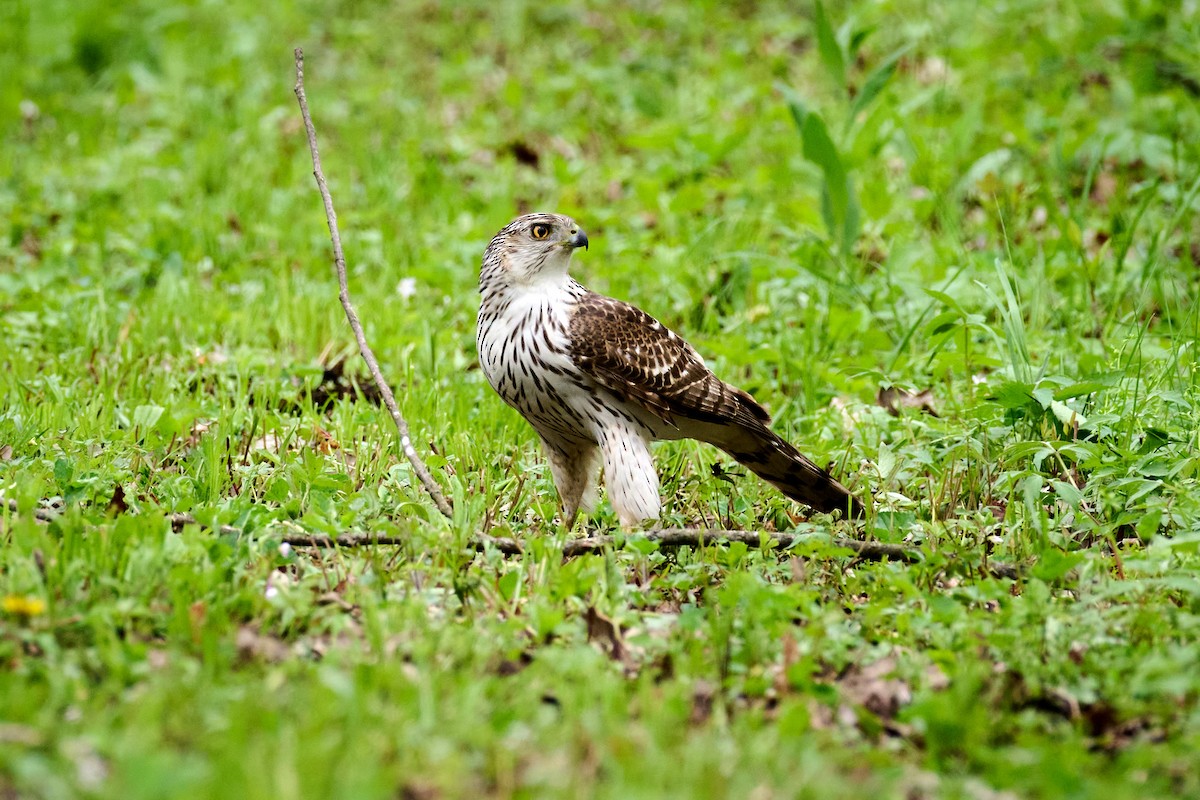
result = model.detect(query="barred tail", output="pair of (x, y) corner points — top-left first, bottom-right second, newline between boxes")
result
(720, 426), (864, 518)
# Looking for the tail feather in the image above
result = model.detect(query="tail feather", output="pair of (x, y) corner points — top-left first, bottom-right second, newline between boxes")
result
(719, 425), (864, 518)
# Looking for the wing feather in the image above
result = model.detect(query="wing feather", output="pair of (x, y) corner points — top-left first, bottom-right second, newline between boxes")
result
(568, 294), (770, 430)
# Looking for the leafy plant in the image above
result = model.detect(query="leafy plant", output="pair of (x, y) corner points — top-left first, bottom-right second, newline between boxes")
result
(779, 2), (908, 254)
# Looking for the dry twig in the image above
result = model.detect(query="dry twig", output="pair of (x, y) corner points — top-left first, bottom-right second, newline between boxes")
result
(292, 47), (454, 520)
(3, 497), (1021, 579)
(251, 524), (1021, 580)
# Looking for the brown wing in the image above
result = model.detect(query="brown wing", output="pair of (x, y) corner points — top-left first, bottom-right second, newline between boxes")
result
(568, 293), (770, 430)
(570, 292), (864, 518)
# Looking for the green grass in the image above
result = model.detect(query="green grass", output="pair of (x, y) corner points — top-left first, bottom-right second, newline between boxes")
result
(3, 0), (1200, 797)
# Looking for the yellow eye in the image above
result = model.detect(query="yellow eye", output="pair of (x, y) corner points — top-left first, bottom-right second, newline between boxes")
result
(530, 223), (551, 240)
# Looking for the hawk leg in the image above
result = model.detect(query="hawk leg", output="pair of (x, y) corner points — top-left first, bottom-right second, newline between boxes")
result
(542, 438), (600, 528)
(597, 423), (661, 527)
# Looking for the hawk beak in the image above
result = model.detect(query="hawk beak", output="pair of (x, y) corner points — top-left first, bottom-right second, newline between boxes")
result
(568, 229), (589, 251)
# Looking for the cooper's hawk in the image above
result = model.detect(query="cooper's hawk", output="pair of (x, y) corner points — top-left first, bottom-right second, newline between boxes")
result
(476, 213), (864, 526)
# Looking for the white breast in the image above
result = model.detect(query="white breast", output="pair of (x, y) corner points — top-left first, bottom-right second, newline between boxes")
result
(477, 282), (597, 445)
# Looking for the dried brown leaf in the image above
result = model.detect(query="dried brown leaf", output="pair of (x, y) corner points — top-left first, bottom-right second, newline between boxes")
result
(187, 420), (211, 448)
(0, 723), (43, 746)
(1090, 171), (1118, 206)
(690, 679), (717, 726)
(584, 606), (626, 663)
(877, 386), (939, 417)
(915, 56), (949, 84)
(107, 484), (129, 515)
(401, 782), (442, 800)
(788, 556), (807, 584)
(494, 652), (533, 677)
(236, 625), (292, 663)
(20, 230), (42, 259)
(924, 663), (950, 691)
(315, 592), (357, 614)
(252, 432), (284, 454)
(838, 656), (912, 719)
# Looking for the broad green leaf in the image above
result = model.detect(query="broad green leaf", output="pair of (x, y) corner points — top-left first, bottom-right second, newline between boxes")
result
(498, 569), (521, 602)
(926, 310), (964, 337)
(1049, 479), (1083, 506)
(1003, 441), (1056, 463)
(990, 381), (1035, 409)
(813, 1), (845, 86)
(800, 112), (859, 252)
(801, 111), (846, 185)
(849, 46), (909, 121)
(923, 288), (967, 315)
(1053, 378), (1119, 399)
(1032, 548), (1085, 582)
(1022, 473), (1045, 512)
(624, 537), (660, 556)
(132, 404), (165, 431)
(1136, 508), (1163, 539)
(781, 86), (861, 251)
(782, 87), (809, 130)
(53, 458), (72, 489)
(1139, 427), (1171, 453)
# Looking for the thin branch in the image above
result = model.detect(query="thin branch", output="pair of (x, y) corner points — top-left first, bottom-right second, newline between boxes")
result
(557, 529), (921, 560)
(4, 498), (1021, 579)
(279, 527), (1020, 580)
(531, 528), (1020, 580)
(292, 47), (454, 520)
(169, 513), (240, 537)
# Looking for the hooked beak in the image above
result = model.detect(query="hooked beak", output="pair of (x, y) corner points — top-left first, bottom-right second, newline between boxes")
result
(567, 228), (589, 251)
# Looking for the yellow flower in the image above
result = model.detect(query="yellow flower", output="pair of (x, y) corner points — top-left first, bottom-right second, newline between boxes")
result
(2, 595), (46, 617)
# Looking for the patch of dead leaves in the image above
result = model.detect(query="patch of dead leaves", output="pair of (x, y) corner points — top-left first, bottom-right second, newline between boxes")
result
(1003, 669), (1167, 752)
(690, 679), (718, 725)
(584, 606), (627, 664)
(877, 386), (939, 417)
(106, 484), (130, 515)
(791, 653), (951, 739)
(301, 354), (384, 410)
(236, 624), (292, 664)
(492, 651), (534, 677)
(400, 782), (442, 800)
(837, 656), (924, 721)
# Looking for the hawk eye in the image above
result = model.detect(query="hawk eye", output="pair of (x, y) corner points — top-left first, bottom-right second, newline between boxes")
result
(530, 223), (551, 240)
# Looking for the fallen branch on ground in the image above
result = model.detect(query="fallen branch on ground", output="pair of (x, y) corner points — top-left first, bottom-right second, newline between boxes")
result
(481, 528), (1021, 580)
(3, 498), (1021, 579)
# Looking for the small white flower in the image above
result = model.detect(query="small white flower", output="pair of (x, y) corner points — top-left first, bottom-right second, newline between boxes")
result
(278, 542), (292, 558)
(396, 277), (417, 299)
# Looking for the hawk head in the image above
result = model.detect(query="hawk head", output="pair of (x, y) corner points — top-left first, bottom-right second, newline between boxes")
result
(481, 213), (589, 286)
